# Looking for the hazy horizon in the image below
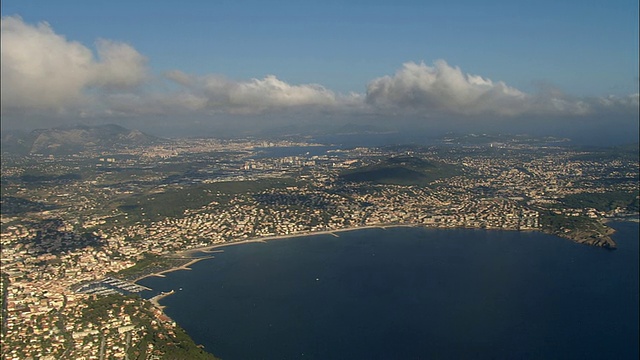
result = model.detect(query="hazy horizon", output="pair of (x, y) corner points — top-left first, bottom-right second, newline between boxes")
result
(1, 0), (638, 144)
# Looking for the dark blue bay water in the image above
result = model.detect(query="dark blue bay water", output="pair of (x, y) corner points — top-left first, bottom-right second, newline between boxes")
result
(139, 223), (639, 360)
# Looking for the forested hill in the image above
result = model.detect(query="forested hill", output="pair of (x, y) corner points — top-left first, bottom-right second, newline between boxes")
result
(339, 155), (461, 186)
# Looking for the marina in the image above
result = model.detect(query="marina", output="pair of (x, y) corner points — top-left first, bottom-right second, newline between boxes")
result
(75, 277), (150, 296)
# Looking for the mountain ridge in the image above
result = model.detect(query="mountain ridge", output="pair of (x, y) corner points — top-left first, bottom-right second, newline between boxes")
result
(2, 124), (162, 155)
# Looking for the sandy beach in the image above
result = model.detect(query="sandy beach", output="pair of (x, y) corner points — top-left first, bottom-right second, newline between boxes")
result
(136, 220), (560, 288)
(134, 224), (416, 285)
(175, 224), (418, 257)
(133, 218), (631, 311)
(135, 216), (609, 286)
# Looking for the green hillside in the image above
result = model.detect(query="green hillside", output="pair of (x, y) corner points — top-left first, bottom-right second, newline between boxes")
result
(339, 155), (460, 186)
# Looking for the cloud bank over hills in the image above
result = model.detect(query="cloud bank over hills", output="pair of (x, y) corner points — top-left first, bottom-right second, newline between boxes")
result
(1, 16), (638, 142)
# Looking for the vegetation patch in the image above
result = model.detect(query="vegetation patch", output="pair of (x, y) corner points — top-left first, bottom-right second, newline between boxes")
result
(0, 196), (56, 216)
(561, 191), (639, 212)
(115, 253), (190, 281)
(538, 211), (616, 248)
(114, 178), (301, 223)
(80, 294), (220, 359)
(339, 155), (461, 186)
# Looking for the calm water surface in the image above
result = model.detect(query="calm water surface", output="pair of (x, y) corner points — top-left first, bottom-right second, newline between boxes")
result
(139, 223), (639, 359)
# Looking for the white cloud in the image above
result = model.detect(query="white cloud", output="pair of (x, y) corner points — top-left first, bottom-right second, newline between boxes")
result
(366, 60), (529, 116)
(92, 39), (148, 89)
(223, 75), (336, 110)
(165, 69), (197, 87)
(364, 60), (636, 119)
(1, 15), (636, 137)
(593, 93), (639, 109)
(165, 71), (358, 114)
(1, 16), (147, 114)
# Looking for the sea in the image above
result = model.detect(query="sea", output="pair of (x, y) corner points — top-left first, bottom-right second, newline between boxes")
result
(138, 222), (639, 360)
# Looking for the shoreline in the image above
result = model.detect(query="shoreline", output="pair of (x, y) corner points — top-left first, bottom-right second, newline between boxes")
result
(149, 290), (175, 309)
(134, 222), (539, 287)
(175, 224), (413, 257)
(134, 224), (418, 309)
(603, 215), (640, 224)
(134, 224), (415, 288)
(133, 219), (638, 311)
(134, 218), (640, 294)
(133, 256), (213, 283)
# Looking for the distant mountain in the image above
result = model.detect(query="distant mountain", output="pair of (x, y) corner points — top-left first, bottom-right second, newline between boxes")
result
(2, 124), (162, 155)
(339, 155), (461, 186)
(0, 130), (37, 154)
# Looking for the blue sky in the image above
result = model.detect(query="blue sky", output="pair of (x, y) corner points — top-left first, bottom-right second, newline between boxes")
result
(1, 0), (638, 141)
(4, 0), (638, 95)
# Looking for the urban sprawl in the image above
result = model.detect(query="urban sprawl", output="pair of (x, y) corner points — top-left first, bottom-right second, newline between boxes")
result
(1, 135), (638, 359)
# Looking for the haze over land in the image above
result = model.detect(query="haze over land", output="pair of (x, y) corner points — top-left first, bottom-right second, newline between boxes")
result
(1, 0), (638, 144)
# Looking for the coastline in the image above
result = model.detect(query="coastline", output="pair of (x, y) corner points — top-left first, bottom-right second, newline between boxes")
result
(133, 222), (542, 288)
(133, 224), (415, 287)
(138, 219), (640, 360)
(603, 214), (640, 224)
(131, 218), (637, 349)
(175, 224), (413, 258)
(134, 224), (422, 313)
(149, 290), (175, 309)
(133, 257), (213, 283)
(134, 218), (635, 300)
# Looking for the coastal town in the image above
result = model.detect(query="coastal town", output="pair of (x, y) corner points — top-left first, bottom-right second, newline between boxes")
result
(1, 131), (638, 359)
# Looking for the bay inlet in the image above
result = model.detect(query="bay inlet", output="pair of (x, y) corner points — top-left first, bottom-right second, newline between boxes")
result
(138, 222), (639, 360)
